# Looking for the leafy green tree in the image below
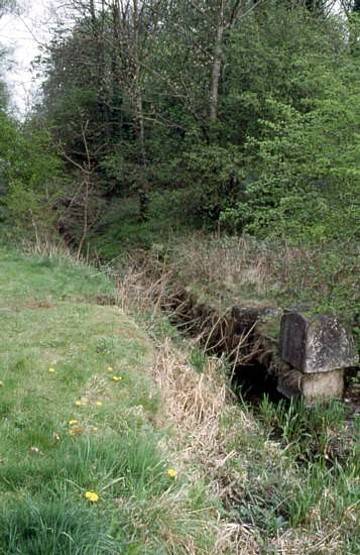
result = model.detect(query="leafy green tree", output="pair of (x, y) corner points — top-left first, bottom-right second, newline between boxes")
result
(33, 0), (360, 244)
(0, 113), (64, 241)
(221, 60), (360, 241)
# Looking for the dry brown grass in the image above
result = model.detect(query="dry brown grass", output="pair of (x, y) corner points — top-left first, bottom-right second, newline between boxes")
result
(150, 338), (263, 554)
(108, 234), (316, 314)
(110, 256), (262, 552)
(271, 527), (344, 555)
(168, 233), (360, 316)
(21, 236), (74, 259)
(148, 340), (347, 555)
(171, 234), (287, 301)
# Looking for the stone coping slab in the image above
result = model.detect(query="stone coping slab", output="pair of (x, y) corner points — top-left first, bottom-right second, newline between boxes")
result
(280, 312), (358, 374)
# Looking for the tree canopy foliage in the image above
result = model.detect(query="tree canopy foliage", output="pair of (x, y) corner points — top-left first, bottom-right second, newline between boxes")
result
(2, 0), (360, 245)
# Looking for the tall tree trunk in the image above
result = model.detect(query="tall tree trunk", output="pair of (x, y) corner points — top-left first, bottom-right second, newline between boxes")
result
(89, 0), (96, 24)
(135, 84), (149, 220)
(209, 0), (225, 123)
(132, 0), (149, 220)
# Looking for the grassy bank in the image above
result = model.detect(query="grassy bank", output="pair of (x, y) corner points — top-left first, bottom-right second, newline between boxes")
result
(0, 247), (220, 553)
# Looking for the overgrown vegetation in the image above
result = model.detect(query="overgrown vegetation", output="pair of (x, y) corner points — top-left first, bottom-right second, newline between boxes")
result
(0, 246), (358, 553)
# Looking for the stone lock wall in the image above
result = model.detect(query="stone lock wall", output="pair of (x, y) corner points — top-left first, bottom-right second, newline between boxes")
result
(279, 312), (358, 403)
(162, 284), (359, 403)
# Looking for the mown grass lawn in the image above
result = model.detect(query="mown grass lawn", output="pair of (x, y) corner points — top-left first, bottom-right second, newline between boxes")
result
(0, 248), (216, 554)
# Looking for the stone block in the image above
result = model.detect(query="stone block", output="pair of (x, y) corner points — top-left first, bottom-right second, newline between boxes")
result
(302, 369), (344, 403)
(280, 312), (358, 374)
(276, 367), (344, 402)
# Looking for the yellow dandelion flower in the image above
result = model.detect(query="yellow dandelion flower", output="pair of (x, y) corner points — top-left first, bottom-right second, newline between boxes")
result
(75, 399), (88, 407)
(111, 376), (122, 382)
(107, 366), (114, 372)
(95, 401), (103, 407)
(48, 368), (56, 374)
(92, 426), (98, 432)
(68, 426), (84, 436)
(84, 491), (99, 503)
(68, 419), (79, 426)
(166, 468), (177, 479)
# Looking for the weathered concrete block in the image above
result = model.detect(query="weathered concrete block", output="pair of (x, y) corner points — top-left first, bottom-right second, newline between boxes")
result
(302, 369), (344, 403)
(276, 367), (345, 402)
(280, 312), (358, 374)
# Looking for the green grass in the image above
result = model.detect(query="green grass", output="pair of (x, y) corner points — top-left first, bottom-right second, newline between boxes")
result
(220, 395), (360, 553)
(0, 247), (216, 554)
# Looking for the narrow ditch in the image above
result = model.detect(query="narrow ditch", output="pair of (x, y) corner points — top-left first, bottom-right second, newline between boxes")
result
(156, 283), (360, 469)
(94, 259), (359, 471)
(95, 256), (359, 411)
(160, 285), (293, 403)
(158, 283), (359, 411)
